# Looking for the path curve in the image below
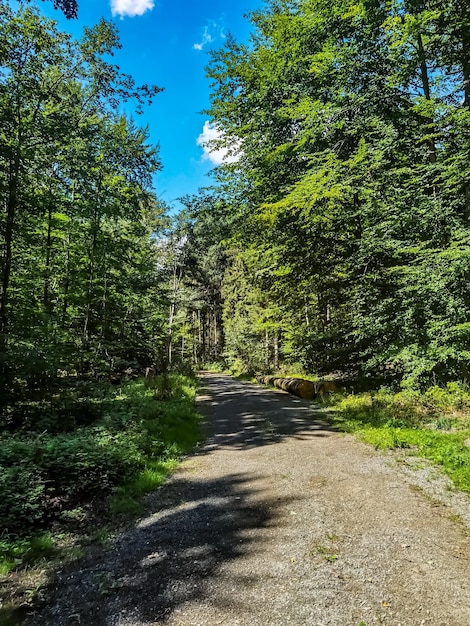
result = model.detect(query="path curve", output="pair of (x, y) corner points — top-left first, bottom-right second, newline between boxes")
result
(27, 374), (470, 625)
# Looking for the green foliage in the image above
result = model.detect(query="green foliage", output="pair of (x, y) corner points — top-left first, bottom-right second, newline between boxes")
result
(193, 0), (470, 385)
(110, 459), (178, 515)
(159, 193), (232, 369)
(0, 534), (60, 576)
(0, 376), (201, 542)
(0, 5), (165, 405)
(0, 466), (46, 534)
(0, 429), (143, 535)
(423, 382), (470, 411)
(20, 0), (79, 19)
(201, 361), (226, 373)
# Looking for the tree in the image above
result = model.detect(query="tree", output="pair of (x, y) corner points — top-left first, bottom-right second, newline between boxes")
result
(22, 0), (79, 19)
(198, 0), (470, 386)
(163, 193), (232, 367)
(0, 6), (165, 404)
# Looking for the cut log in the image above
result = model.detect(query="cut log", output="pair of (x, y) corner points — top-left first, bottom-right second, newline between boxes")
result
(257, 375), (337, 400)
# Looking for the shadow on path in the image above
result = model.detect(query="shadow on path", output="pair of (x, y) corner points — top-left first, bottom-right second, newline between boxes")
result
(27, 473), (299, 625)
(26, 374), (327, 625)
(198, 373), (336, 451)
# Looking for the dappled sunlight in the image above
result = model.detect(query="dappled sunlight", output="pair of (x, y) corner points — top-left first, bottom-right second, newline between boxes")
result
(197, 374), (336, 451)
(26, 374), (332, 625)
(27, 472), (301, 625)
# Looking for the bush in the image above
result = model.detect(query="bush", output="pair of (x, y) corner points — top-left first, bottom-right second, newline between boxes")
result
(0, 465), (46, 533)
(0, 430), (144, 536)
(329, 383), (470, 493)
(0, 375), (200, 538)
(423, 382), (470, 411)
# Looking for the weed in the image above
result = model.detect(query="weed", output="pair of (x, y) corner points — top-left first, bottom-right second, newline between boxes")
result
(0, 533), (60, 575)
(448, 512), (464, 526)
(431, 415), (453, 431)
(83, 527), (113, 546)
(110, 459), (179, 515)
(315, 545), (338, 562)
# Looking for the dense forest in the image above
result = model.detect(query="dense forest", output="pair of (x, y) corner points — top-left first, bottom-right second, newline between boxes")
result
(0, 4), (167, 406)
(4, 3), (470, 621)
(166, 0), (470, 389)
(3, 0), (470, 558)
(5, 0), (470, 415)
(0, 4), (202, 552)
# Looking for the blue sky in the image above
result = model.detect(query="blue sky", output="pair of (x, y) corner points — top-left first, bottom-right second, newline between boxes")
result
(32, 0), (262, 211)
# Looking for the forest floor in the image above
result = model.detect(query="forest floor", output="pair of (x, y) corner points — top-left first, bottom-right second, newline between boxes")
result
(24, 373), (470, 626)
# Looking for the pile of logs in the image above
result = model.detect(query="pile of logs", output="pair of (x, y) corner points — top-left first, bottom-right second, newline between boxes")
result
(256, 375), (337, 400)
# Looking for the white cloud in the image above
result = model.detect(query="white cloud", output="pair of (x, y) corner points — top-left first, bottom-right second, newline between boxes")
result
(197, 121), (239, 166)
(193, 20), (225, 51)
(193, 26), (213, 51)
(110, 0), (154, 18)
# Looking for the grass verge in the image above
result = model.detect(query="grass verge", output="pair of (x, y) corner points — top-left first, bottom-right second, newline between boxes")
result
(327, 384), (470, 494)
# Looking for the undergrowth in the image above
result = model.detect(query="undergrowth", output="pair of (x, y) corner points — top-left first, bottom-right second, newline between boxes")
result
(0, 374), (201, 578)
(328, 382), (470, 493)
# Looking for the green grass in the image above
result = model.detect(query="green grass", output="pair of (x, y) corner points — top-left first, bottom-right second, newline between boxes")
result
(328, 385), (470, 493)
(0, 533), (61, 576)
(110, 459), (179, 515)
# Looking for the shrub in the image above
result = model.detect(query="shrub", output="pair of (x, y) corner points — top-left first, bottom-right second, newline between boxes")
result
(0, 375), (200, 537)
(0, 465), (46, 533)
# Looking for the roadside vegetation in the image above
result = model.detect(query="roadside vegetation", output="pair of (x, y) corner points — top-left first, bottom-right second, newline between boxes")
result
(206, 361), (470, 497)
(328, 383), (470, 494)
(3, 0), (470, 619)
(0, 8), (202, 619)
(250, 368), (470, 495)
(0, 372), (200, 621)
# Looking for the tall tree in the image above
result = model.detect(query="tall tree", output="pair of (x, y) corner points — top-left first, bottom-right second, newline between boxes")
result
(200, 0), (470, 386)
(0, 6), (164, 401)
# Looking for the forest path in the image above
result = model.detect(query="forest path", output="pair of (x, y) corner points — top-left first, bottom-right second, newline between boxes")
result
(27, 374), (470, 626)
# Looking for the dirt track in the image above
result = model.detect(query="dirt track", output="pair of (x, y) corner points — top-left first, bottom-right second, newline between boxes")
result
(26, 374), (470, 625)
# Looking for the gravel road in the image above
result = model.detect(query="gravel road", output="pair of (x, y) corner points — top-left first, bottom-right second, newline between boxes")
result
(27, 374), (470, 626)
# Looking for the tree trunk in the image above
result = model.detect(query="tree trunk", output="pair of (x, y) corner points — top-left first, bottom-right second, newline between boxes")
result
(44, 200), (53, 313)
(83, 176), (102, 347)
(192, 310), (197, 364)
(201, 310), (207, 362)
(61, 181), (74, 328)
(83, 226), (97, 344)
(417, 32), (437, 165)
(0, 150), (20, 393)
(168, 261), (181, 365)
(265, 329), (270, 368)
(273, 331), (279, 370)
(0, 159), (18, 338)
(168, 300), (175, 365)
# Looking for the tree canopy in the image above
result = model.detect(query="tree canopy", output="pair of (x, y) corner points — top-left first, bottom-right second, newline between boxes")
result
(5, 0), (470, 396)
(0, 5), (166, 406)
(166, 0), (470, 388)
(22, 0), (79, 19)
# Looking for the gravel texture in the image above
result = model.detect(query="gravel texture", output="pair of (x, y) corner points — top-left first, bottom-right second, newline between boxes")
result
(26, 374), (470, 626)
